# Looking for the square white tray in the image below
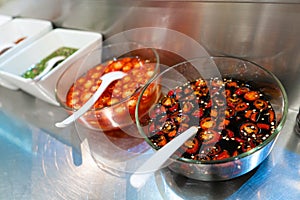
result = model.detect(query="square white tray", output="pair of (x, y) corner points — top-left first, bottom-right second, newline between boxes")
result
(0, 28), (102, 106)
(0, 18), (53, 63)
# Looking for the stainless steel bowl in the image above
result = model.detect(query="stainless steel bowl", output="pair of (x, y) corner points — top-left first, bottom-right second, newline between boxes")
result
(136, 56), (288, 181)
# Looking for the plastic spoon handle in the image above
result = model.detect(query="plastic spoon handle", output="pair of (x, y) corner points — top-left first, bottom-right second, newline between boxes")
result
(33, 56), (66, 81)
(55, 71), (127, 128)
(130, 126), (198, 189)
(0, 43), (15, 53)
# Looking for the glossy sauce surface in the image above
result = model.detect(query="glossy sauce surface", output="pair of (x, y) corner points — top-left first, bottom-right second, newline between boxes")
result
(65, 56), (158, 130)
(147, 78), (276, 161)
(22, 47), (77, 79)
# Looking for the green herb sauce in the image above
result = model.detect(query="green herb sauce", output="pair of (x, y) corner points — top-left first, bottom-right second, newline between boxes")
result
(22, 47), (78, 79)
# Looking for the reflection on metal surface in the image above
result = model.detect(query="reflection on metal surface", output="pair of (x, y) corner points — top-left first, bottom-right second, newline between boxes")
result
(152, 145), (300, 200)
(0, 111), (33, 154)
(31, 131), (127, 200)
(75, 123), (155, 176)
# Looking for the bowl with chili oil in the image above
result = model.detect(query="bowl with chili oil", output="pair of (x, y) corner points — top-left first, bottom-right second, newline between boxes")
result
(136, 56), (288, 181)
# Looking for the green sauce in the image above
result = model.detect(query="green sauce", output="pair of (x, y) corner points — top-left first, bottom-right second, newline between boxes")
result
(22, 47), (78, 79)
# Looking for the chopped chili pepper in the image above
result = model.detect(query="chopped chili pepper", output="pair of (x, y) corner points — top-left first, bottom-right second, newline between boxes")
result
(235, 87), (250, 95)
(195, 79), (206, 87)
(200, 117), (216, 129)
(167, 90), (176, 98)
(235, 102), (249, 112)
(182, 101), (194, 113)
(213, 150), (230, 160)
(257, 123), (270, 130)
(225, 107), (235, 118)
(227, 96), (242, 107)
(244, 91), (260, 101)
(183, 138), (199, 154)
(199, 130), (220, 145)
(250, 112), (260, 122)
(168, 103), (180, 113)
(239, 122), (259, 137)
(227, 81), (238, 88)
(161, 120), (176, 134)
(206, 144), (222, 157)
(192, 109), (204, 118)
(244, 110), (253, 119)
(254, 99), (268, 110)
(154, 135), (167, 147)
(161, 96), (175, 107)
(222, 129), (235, 138)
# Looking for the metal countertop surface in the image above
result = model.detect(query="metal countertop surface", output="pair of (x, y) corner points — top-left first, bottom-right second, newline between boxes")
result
(0, 85), (299, 200)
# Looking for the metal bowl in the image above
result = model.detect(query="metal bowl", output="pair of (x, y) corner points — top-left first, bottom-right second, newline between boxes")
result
(135, 56), (288, 181)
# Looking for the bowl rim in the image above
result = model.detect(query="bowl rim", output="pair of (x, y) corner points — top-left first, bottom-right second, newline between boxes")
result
(135, 55), (289, 165)
(55, 42), (160, 112)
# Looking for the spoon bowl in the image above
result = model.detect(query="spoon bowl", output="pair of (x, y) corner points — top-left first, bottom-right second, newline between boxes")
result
(33, 56), (66, 81)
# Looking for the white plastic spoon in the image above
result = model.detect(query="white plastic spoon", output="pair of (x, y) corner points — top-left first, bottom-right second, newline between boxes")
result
(33, 56), (66, 81)
(0, 43), (15, 54)
(55, 71), (127, 128)
(130, 126), (198, 189)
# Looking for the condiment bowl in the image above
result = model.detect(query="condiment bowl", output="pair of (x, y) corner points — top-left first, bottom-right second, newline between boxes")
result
(55, 42), (160, 132)
(136, 56), (288, 181)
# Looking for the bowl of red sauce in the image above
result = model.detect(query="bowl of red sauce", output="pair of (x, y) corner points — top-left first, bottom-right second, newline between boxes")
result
(56, 42), (160, 132)
(136, 56), (288, 181)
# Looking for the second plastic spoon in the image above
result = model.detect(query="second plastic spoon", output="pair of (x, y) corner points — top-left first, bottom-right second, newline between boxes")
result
(33, 56), (66, 81)
(55, 71), (127, 128)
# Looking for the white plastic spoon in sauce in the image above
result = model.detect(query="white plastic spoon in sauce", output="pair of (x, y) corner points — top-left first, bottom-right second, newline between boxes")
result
(130, 126), (198, 189)
(33, 56), (66, 81)
(55, 71), (127, 128)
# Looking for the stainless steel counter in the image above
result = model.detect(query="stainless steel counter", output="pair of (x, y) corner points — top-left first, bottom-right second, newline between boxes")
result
(0, 1), (300, 199)
(0, 78), (299, 200)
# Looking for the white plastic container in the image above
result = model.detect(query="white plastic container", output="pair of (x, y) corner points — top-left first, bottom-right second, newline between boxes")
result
(0, 28), (102, 106)
(0, 18), (52, 63)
